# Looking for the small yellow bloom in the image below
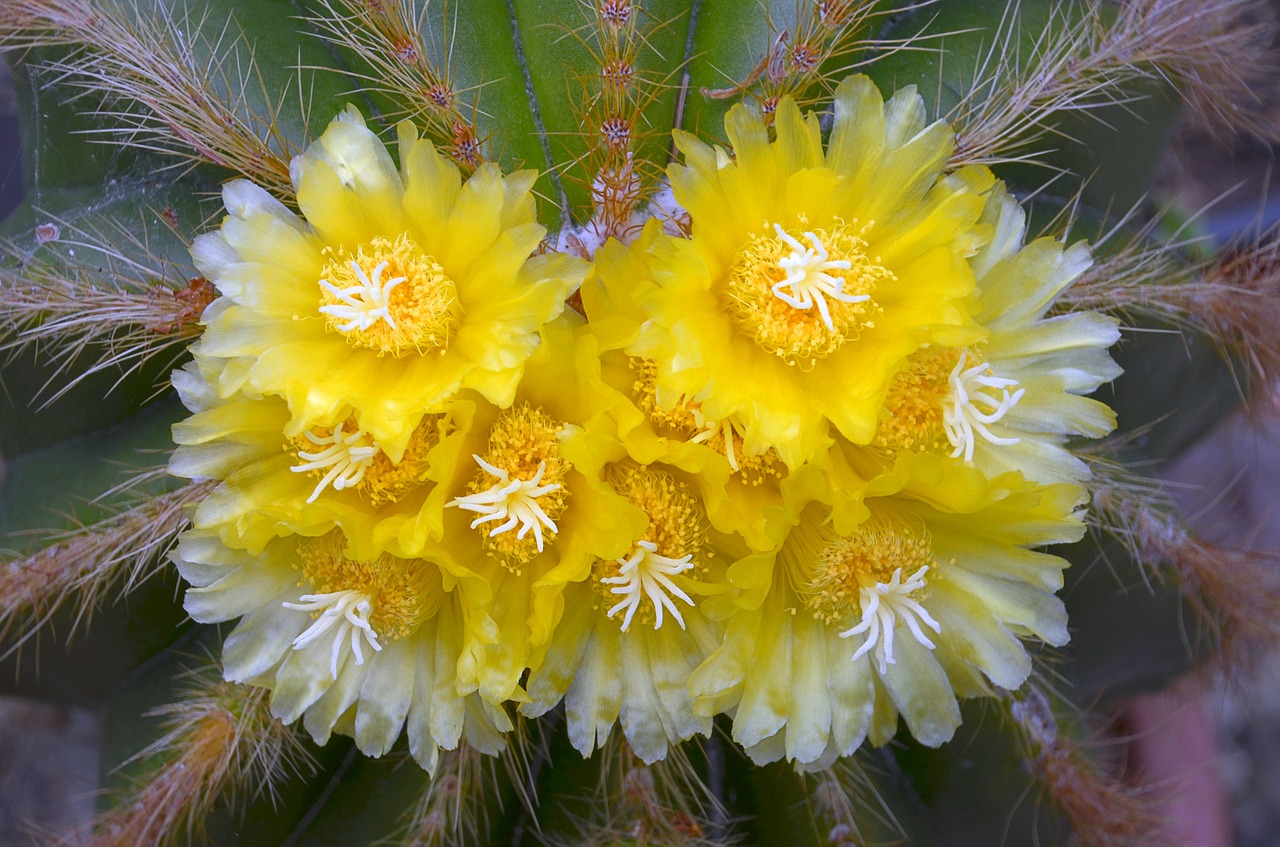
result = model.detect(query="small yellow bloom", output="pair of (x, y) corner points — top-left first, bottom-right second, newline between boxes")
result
(523, 458), (730, 764)
(691, 451), (1083, 767)
(872, 183), (1121, 483)
(169, 354), (463, 559)
(190, 108), (587, 461)
(173, 528), (508, 773)
(598, 76), (992, 469)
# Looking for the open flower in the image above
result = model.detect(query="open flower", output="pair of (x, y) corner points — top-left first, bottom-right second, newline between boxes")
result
(190, 108), (587, 461)
(522, 458), (730, 764)
(169, 353), (466, 558)
(870, 183), (1122, 483)
(602, 75), (993, 469)
(381, 317), (642, 707)
(173, 527), (508, 773)
(691, 451), (1084, 767)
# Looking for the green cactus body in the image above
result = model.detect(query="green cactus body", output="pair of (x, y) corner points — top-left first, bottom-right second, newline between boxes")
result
(0, 2), (1276, 846)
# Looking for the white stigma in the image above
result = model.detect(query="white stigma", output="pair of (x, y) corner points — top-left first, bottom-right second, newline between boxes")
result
(291, 422), (380, 503)
(447, 456), (562, 551)
(283, 590), (383, 679)
(603, 540), (696, 632)
(319, 259), (406, 332)
(840, 565), (942, 674)
(770, 223), (870, 330)
(942, 351), (1025, 462)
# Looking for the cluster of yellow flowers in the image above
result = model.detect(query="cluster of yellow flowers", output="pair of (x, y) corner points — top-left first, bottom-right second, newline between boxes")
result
(170, 76), (1120, 773)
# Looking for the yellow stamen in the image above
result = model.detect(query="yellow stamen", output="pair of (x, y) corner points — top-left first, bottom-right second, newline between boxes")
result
(318, 233), (457, 356)
(726, 219), (889, 364)
(874, 347), (958, 453)
(629, 357), (783, 484)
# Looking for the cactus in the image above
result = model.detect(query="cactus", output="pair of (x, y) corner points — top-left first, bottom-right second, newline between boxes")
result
(0, 1), (1277, 845)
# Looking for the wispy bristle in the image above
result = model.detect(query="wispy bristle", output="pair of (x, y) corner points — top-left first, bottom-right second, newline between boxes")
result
(547, 735), (731, 847)
(1058, 213), (1280, 392)
(303, 0), (486, 170)
(64, 666), (310, 847)
(399, 743), (487, 847)
(805, 755), (901, 847)
(1089, 458), (1280, 663)
(0, 0), (301, 197)
(1010, 687), (1163, 847)
(1199, 228), (1280, 392)
(0, 218), (211, 405)
(701, 0), (935, 121)
(0, 477), (211, 658)
(949, 0), (1278, 167)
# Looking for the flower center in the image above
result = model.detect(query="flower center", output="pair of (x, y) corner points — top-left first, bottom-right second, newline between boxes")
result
(874, 348), (1025, 460)
(318, 234), (457, 356)
(602, 541), (696, 632)
(291, 419), (378, 503)
(873, 347), (958, 453)
(290, 415), (445, 504)
(594, 463), (708, 631)
(943, 350), (1024, 461)
(726, 220), (889, 364)
(448, 404), (570, 571)
(629, 357), (783, 484)
(284, 531), (442, 677)
(806, 525), (941, 674)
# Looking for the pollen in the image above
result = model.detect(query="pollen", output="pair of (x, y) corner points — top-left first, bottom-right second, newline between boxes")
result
(630, 358), (784, 484)
(290, 414), (446, 505)
(805, 525), (934, 626)
(726, 219), (889, 364)
(873, 347), (959, 453)
(804, 524), (942, 674)
(450, 404), (570, 570)
(593, 463), (708, 630)
(287, 530), (442, 676)
(318, 233), (457, 356)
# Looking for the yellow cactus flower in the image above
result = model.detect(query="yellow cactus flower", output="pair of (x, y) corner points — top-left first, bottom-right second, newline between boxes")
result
(172, 528), (508, 774)
(169, 354), (465, 559)
(871, 183), (1121, 483)
(190, 108), (587, 461)
(385, 317), (644, 706)
(601, 76), (993, 469)
(522, 458), (733, 764)
(691, 451), (1084, 767)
